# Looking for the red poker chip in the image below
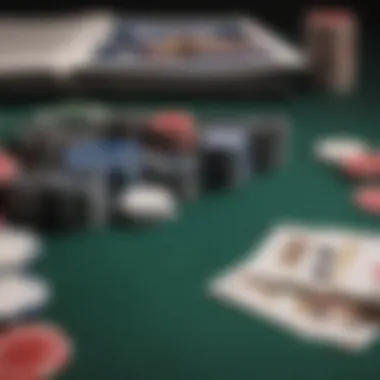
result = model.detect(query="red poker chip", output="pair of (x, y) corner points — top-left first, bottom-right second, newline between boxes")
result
(340, 154), (380, 179)
(0, 366), (39, 380)
(353, 186), (380, 214)
(149, 111), (196, 149)
(0, 323), (72, 378)
(0, 152), (19, 185)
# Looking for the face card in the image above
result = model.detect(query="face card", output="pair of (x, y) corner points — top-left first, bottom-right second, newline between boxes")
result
(210, 264), (379, 352)
(209, 222), (380, 352)
(209, 265), (322, 340)
(244, 223), (316, 286)
(246, 223), (380, 303)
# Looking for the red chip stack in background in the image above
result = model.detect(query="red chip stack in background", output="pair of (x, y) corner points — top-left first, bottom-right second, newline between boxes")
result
(305, 8), (357, 95)
(148, 110), (197, 151)
(0, 150), (19, 227)
(0, 323), (72, 379)
(0, 150), (19, 186)
(353, 186), (380, 214)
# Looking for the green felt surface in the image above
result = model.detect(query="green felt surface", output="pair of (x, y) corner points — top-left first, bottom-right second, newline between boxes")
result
(2, 81), (380, 379)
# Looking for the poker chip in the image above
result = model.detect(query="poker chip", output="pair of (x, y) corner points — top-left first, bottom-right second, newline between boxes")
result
(314, 137), (368, 165)
(0, 152), (19, 185)
(148, 111), (196, 150)
(64, 140), (107, 171)
(0, 275), (50, 322)
(0, 367), (39, 380)
(118, 184), (177, 222)
(340, 154), (373, 178)
(340, 153), (380, 179)
(353, 186), (380, 214)
(0, 227), (41, 272)
(0, 323), (71, 378)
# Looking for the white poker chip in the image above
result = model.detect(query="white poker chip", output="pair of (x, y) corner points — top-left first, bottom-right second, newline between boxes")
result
(314, 137), (369, 164)
(119, 185), (177, 221)
(0, 275), (50, 321)
(0, 227), (41, 272)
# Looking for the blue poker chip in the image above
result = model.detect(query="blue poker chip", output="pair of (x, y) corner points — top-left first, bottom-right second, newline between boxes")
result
(101, 140), (142, 169)
(64, 140), (107, 171)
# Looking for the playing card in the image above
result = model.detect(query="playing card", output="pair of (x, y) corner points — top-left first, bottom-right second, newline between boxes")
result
(209, 265), (321, 340)
(209, 222), (380, 352)
(247, 222), (380, 303)
(209, 262), (379, 351)
(321, 298), (380, 351)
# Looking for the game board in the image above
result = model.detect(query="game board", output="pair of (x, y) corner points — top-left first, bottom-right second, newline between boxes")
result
(73, 14), (305, 97)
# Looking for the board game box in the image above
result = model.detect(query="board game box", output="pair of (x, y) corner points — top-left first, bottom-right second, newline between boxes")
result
(72, 14), (306, 97)
(0, 11), (113, 96)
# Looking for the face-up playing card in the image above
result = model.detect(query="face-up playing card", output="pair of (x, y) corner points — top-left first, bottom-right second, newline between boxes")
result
(209, 222), (380, 352)
(209, 266), (321, 340)
(209, 264), (380, 351)
(245, 223), (380, 302)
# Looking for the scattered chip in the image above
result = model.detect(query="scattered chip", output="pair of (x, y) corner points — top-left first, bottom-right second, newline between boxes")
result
(0, 275), (50, 322)
(0, 323), (72, 378)
(314, 137), (368, 165)
(0, 227), (41, 272)
(341, 154), (380, 179)
(118, 184), (177, 222)
(353, 186), (380, 214)
(0, 366), (39, 380)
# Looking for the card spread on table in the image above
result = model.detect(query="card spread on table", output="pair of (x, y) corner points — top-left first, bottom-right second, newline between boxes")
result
(209, 222), (380, 352)
(245, 223), (380, 302)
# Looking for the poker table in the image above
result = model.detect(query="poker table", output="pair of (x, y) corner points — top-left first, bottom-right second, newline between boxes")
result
(1, 49), (380, 379)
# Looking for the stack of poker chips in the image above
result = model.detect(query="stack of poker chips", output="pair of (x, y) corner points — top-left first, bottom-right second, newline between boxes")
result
(0, 152), (72, 379)
(0, 223), (48, 331)
(0, 149), (47, 332)
(4, 107), (290, 229)
(304, 9), (358, 95)
(199, 125), (251, 191)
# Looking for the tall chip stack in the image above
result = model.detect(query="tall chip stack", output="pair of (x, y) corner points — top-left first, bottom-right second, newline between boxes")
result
(305, 9), (358, 95)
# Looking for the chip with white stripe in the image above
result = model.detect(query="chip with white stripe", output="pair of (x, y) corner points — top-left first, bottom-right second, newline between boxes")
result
(0, 227), (41, 272)
(118, 184), (177, 222)
(0, 275), (50, 322)
(314, 137), (369, 165)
